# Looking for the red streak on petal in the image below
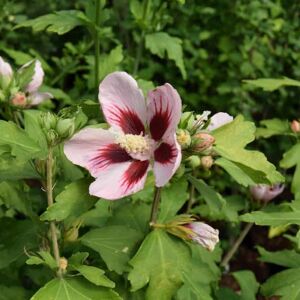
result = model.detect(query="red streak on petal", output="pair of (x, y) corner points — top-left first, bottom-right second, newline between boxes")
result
(154, 142), (176, 164)
(149, 95), (171, 141)
(107, 106), (145, 135)
(122, 160), (149, 191)
(89, 144), (131, 172)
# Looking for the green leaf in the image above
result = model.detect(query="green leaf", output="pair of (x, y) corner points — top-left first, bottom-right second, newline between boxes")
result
(0, 285), (29, 300)
(240, 210), (300, 226)
(16, 60), (35, 90)
(81, 225), (143, 274)
(40, 180), (96, 224)
(128, 229), (190, 300)
(215, 158), (257, 186)
(257, 246), (300, 268)
(213, 115), (284, 184)
(74, 265), (115, 288)
(107, 202), (150, 234)
(158, 178), (188, 222)
(256, 119), (290, 138)
(1, 48), (33, 65)
(261, 268), (300, 300)
(188, 176), (226, 215)
(16, 10), (90, 35)
(244, 77), (300, 91)
(0, 154), (39, 180)
(0, 121), (42, 160)
(280, 143), (300, 196)
(232, 270), (259, 300)
(26, 251), (57, 269)
(24, 110), (48, 159)
(145, 32), (186, 79)
(0, 181), (27, 214)
(176, 244), (221, 300)
(0, 218), (38, 269)
(30, 277), (121, 300)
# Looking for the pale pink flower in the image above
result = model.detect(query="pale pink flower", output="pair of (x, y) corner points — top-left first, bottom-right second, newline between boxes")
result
(184, 222), (219, 251)
(0, 56), (52, 106)
(0, 56), (13, 78)
(19, 60), (52, 105)
(207, 112), (233, 131)
(64, 72), (182, 200)
(250, 184), (284, 202)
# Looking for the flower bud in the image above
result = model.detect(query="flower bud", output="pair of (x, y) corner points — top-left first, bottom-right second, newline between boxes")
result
(46, 129), (59, 146)
(186, 155), (201, 169)
(184, 222), (219, 251)
(176, 129), (191, 149)
(11, 92), (27, 107)
(40, 112), (57, 131)
(59, 257), (68, 273)
(250, 184), (284, 203)
(201, 155), (214, 170)
(56, 118), (75, 139)
(291, 120), (300, 133)
(193, 132), (215, 152)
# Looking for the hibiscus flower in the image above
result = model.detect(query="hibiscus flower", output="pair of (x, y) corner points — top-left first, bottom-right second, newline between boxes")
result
(0, 56), (52, 106)
(64, 72), (182, 200)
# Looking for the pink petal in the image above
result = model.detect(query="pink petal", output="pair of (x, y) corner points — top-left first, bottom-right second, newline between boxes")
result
(25, 60), (44, 93)
(64, 128), (131, 177)
(147, 83), (182, 141)
(29, 92), (53, 105)
(89, 160), (150, 200)
(0, 56), (13, 78)
(153, 134), (182, 187)
(207, 112), (233, 131)
(99, 72), (146, 135)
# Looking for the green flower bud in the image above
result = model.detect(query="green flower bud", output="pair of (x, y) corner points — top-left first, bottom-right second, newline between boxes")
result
(46, 129), (59, 146)
(186, 155), (201, 169)
(56, 118), (75, 139)
(176, 129), (191, 149)
(201, 155), (214, 170)
(193, 132), (215, 153)
(40, 112), (57, 131)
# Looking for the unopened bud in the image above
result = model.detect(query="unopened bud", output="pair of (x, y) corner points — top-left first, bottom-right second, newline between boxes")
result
(64, 226), (79, 242)
(201, 156), (214, 170)
(183, 222), (219, 251)
(11, 92), (27, 107)
(56, 118), (75, 139)
(59, 257), (68, 273)
(193, 132), (215, 152)
(176, 129), (191, 149)
(186, 155), (201, 169)
(291, 120), (300, 133)
(40, 112), (57, 130)
(250, 184), (284, 203)
(46, 129), (59, 145)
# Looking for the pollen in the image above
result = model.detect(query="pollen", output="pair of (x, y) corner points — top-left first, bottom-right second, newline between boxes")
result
(116, 133), (150, 154)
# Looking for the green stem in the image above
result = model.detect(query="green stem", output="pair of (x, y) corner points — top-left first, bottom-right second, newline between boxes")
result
(186, 181), (195, 212)
(94, 0), (101, 90)
(46, 147), (62, 277)
(149, 187), (161, 226)
(220, 222), (254, 268)
(133, 0), (150, 75)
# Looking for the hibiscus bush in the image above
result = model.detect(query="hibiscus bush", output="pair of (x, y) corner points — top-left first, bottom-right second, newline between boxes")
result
(1, 1), (300, 300)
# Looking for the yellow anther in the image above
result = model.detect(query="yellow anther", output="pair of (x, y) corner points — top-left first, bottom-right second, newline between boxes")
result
(116, 134), (150, 154)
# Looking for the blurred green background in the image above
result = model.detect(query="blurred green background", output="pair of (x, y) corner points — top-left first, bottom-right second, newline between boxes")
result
(1, 0), (299, 119)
